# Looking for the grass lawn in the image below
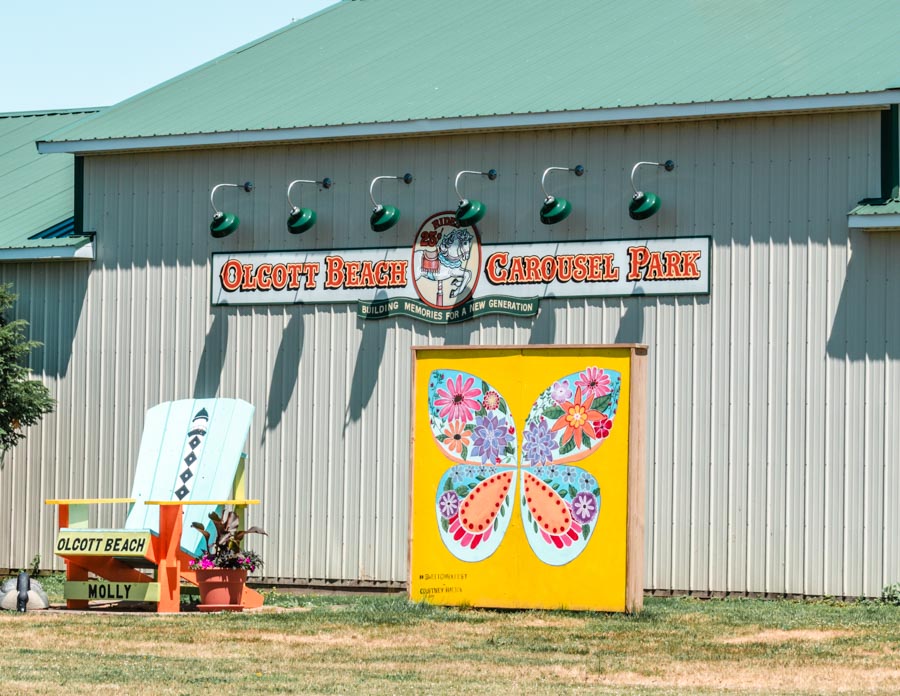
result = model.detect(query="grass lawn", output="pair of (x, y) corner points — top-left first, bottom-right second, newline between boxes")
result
(0, 576), (898, 695)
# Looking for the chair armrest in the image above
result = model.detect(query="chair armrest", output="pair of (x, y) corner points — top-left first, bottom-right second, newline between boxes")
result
(45, 498), (136, 505)
(46, 498), (136, 529)
(144, 499), (260, 506)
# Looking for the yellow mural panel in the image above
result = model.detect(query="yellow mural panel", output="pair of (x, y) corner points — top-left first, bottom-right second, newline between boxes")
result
(409, 346), (639, 611)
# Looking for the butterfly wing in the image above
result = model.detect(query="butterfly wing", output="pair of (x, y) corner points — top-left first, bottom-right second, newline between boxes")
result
(428, 370), (517, 562)
(518, 367), (620, 566)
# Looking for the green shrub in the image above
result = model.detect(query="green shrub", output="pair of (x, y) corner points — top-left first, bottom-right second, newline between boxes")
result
(881, 583), (900, 605)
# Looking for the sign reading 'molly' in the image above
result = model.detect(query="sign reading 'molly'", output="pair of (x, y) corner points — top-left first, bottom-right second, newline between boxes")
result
(211, 212), (710, 323)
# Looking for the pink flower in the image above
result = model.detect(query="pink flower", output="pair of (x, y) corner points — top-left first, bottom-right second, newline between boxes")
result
(434, 374), (481, 422)
(575, 367), (610, 400)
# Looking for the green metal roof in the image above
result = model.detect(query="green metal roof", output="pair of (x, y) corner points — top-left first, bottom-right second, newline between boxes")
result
(39, 0), (900, 150)
(0, 109), (99, 255)
(849, 199), (900, 216)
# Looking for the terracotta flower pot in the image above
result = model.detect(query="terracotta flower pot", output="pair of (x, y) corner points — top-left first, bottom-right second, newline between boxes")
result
(195, 568), (247, 611)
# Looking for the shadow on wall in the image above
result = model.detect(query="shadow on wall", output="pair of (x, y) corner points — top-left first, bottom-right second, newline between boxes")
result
(264, 309), (305, 439)
(5, 262), (91, 379)
(827, 230), (900, 360)
(192, 310), (229, 398)
(192, 306), (309, 441)
(345, 293), (389, 428)
(529, 303), (557, 344)
(615, 300), (646, 344)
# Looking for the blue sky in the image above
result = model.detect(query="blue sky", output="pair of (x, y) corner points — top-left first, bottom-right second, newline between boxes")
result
(2, 0), (336, 112)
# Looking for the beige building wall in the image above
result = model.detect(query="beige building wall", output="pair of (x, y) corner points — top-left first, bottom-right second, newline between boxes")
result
(1, 109), (897, 597)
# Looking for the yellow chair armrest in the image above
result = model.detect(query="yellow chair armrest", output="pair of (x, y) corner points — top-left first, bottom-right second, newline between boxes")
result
(45, 498), (136, 505)
(144, 499), (260, 506)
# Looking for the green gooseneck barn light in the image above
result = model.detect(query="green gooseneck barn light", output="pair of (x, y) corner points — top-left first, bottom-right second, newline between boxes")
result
(454, 169), (498, 226)
(209, 181), (253, 238)
(539, 164), (585, 225)
(369, 173), (413, 232)
(629, 160), (675, 220)
(287, 177), (333, 234)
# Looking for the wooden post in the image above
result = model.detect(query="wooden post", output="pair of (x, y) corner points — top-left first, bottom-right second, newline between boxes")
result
(625, 346), (648, 613)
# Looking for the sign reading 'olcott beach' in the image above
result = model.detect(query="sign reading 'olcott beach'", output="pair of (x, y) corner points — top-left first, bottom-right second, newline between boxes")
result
(211, 212), (710, 323)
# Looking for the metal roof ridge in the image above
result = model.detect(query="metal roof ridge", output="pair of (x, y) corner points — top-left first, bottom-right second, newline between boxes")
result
(0, 108), (102, 119)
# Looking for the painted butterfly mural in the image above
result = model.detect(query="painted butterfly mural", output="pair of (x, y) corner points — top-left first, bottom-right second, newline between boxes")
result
(427, 367), (621, 566)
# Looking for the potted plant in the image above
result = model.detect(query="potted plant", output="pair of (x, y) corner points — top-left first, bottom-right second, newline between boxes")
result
(190, 508), (266, 611)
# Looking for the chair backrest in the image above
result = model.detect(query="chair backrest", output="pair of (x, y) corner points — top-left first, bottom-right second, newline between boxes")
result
(123, 398), (255, 556)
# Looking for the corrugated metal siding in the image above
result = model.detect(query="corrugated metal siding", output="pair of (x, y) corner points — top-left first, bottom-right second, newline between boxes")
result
(1, 110), (897, 596)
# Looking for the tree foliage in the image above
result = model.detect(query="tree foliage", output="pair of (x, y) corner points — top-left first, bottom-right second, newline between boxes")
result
(0, 283), (54, 453)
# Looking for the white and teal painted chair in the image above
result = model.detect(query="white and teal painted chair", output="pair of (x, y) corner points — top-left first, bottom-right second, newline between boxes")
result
(46, 398), (261, 612)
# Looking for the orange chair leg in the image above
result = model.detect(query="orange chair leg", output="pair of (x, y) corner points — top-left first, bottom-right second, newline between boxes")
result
(156, 505), (183, 613)
(58, 505), (89, 609)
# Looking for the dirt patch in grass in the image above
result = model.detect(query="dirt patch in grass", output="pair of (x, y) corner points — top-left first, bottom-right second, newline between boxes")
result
(242, 629), (443, 650)
(601, 662), (900, 694)
(720, 629), (855, 644)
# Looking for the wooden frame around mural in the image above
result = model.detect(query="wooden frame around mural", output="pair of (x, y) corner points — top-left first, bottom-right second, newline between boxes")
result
(409, 344), (647, 613)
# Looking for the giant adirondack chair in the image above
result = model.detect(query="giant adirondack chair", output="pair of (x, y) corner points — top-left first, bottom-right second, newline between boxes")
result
(46, 398), (263, 612)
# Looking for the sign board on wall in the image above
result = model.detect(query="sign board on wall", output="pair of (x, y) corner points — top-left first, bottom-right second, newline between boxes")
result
(211, 212), (710, 323)
(409, 345), (647, 611)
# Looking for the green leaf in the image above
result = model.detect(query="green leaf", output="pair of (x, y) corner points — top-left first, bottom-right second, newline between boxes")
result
(533, 520), (539, 534)
(544, 405), (565, 419)
(522, 495), (526, 506)
(527, 509), (532, 522)
(582, 523), (591, 539)
(436, 433), (447, 442)
(559, 437), (576, 456)
(542, 478), (553, 485)
(500, 504), (506, 517)
(455, 486), (469, 497)
(581, 430), (592, 450)
(493, 516), (499, 531)
(591, 395), (612, 412)
(504, 444), (516, 455)
(441, 517), (449, 532)
(569, 485), (579, 498)
(475, 474), (485, 482)
(559, 489), (568, 499)
(498, 400), (508, 414)
(551, 482), (559, 490)
(468, 481), (477, 489)
(443, 478), (454, 492)
(592, 487), (601, 496)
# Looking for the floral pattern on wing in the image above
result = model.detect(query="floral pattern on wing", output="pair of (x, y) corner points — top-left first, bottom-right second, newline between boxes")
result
(435, 465), (515, 563)
(428, 370), (517, 466)
(522, 367), (621, 466)
(515, 366), (616, 565)
(518, 465), (602, 566)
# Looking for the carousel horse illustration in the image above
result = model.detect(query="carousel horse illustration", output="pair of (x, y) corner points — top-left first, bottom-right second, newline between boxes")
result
(413, 228), (474, 306)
